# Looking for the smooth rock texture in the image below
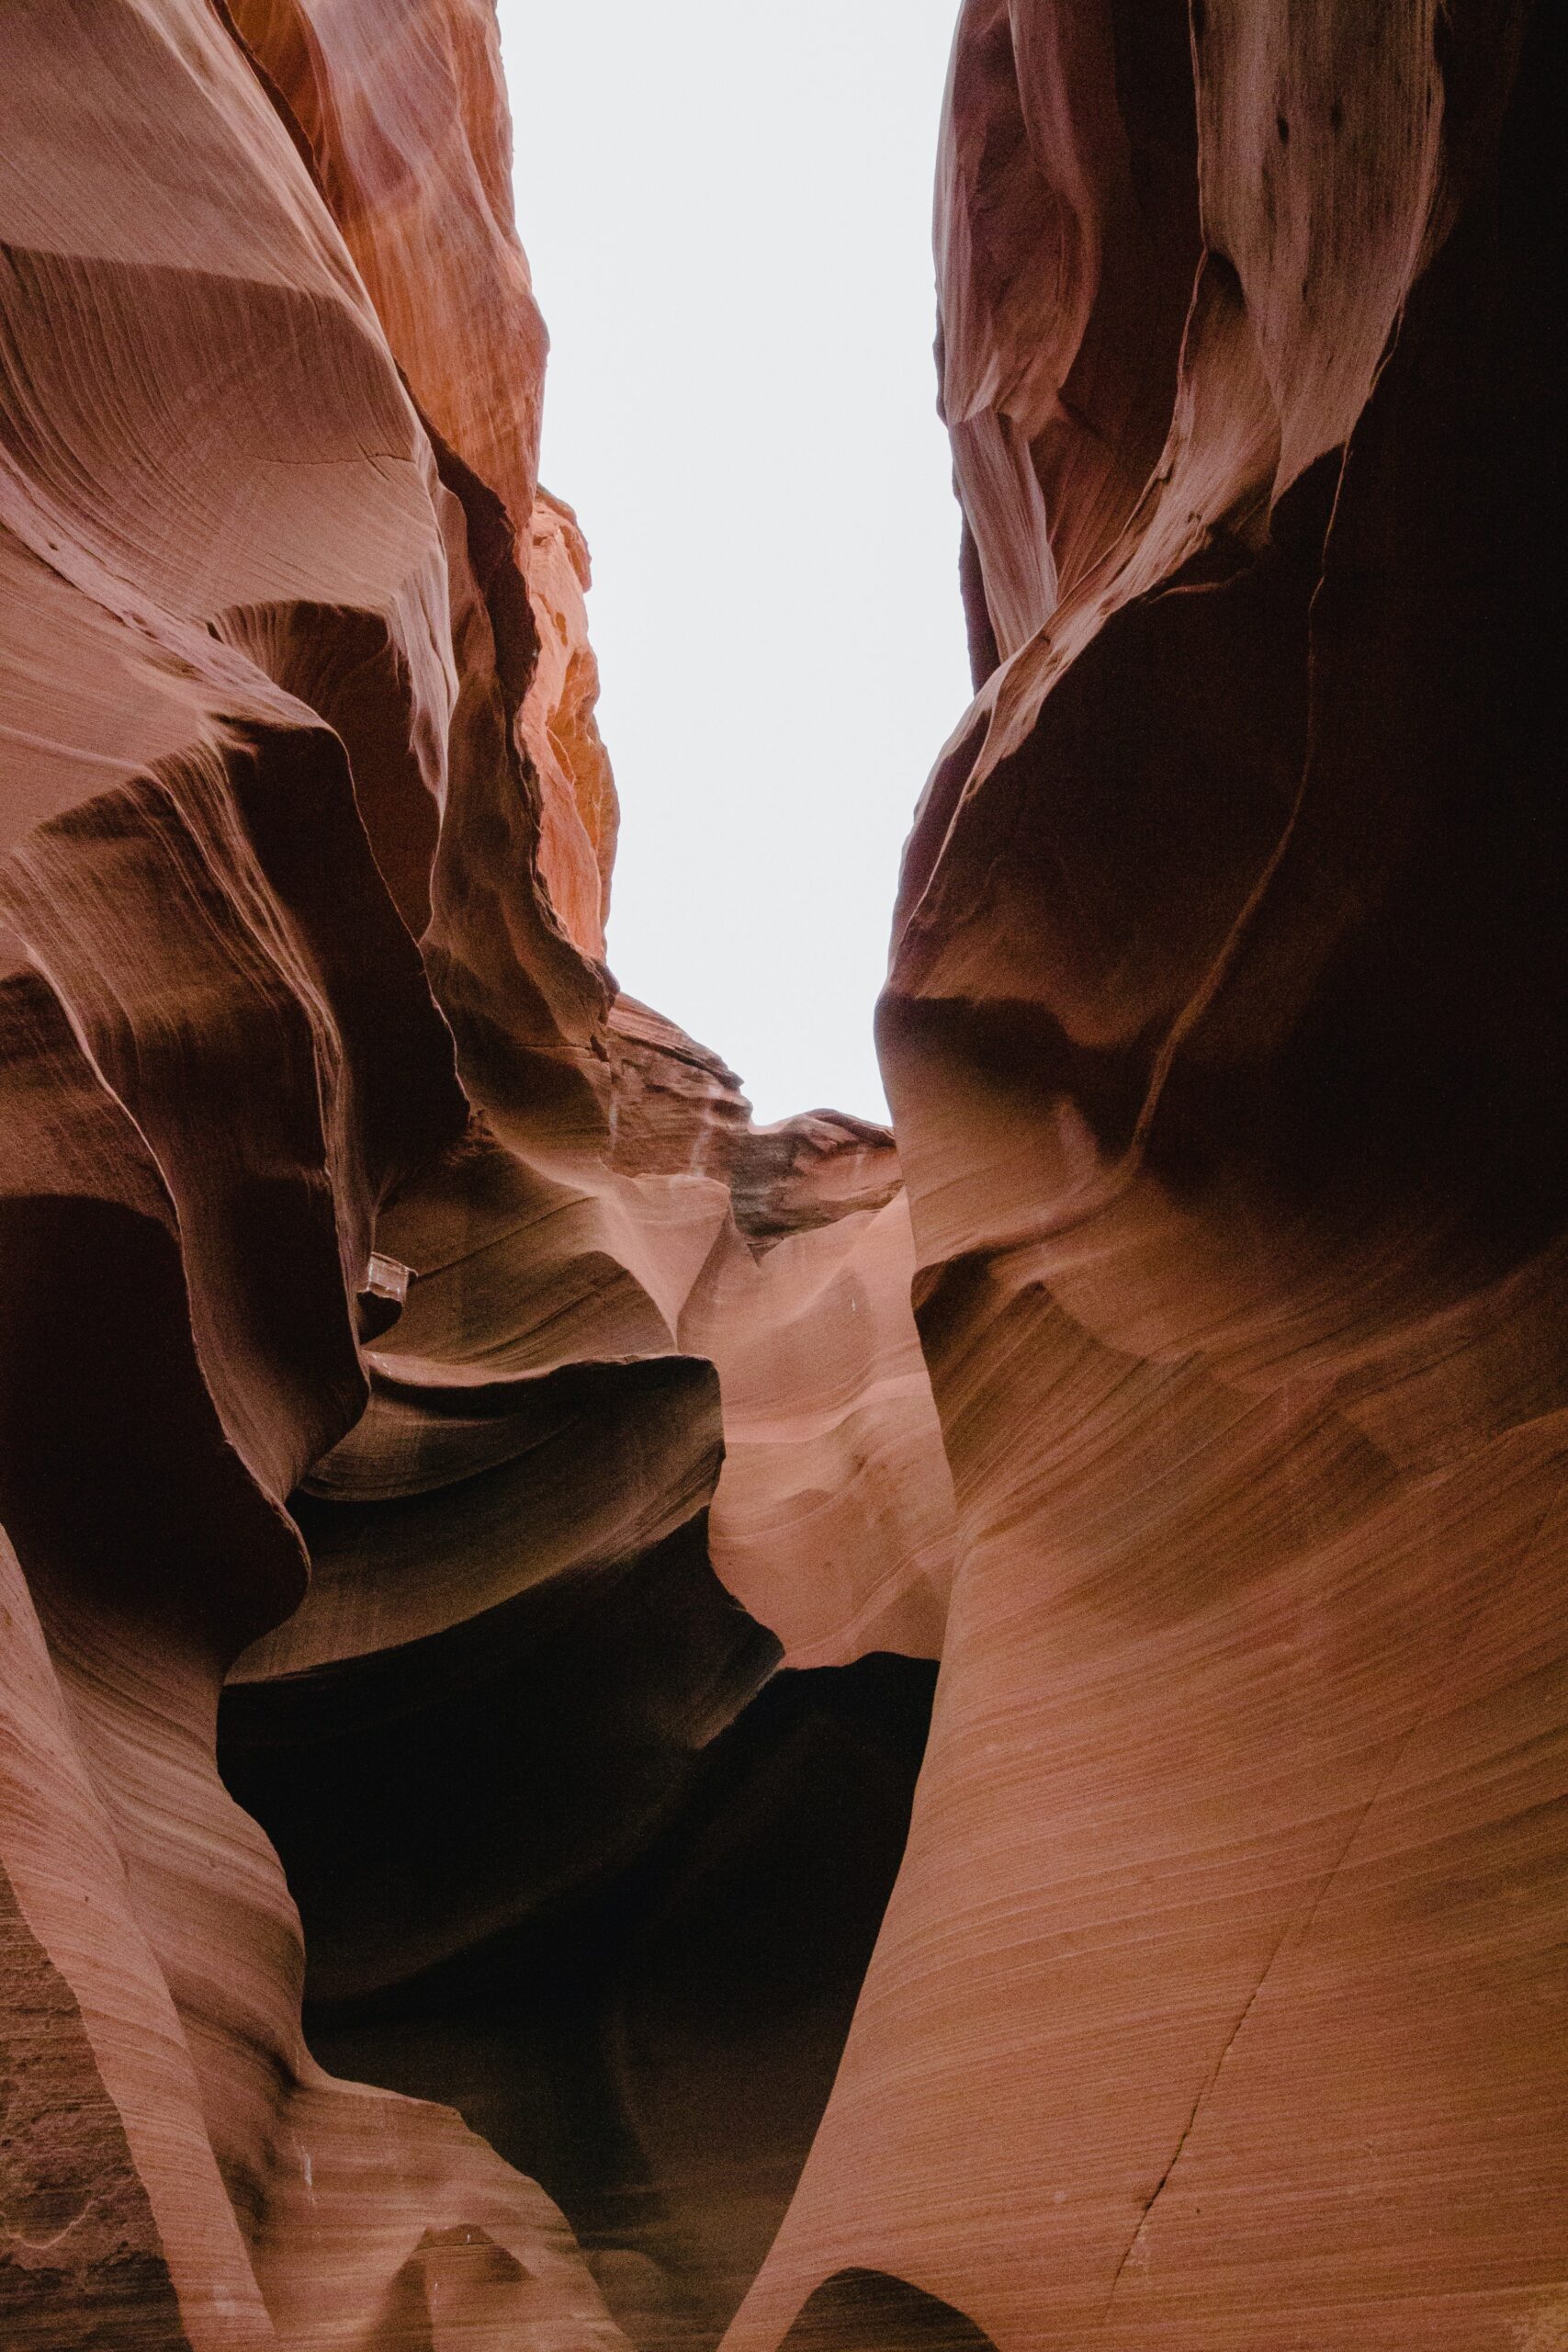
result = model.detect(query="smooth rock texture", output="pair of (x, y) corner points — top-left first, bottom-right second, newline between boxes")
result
(0, 2), (949, 2345)
(728, 3), (1568, 2348)
(1, 0), (1563, 2348)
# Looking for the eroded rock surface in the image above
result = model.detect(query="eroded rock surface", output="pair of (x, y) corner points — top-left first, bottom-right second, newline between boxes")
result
(0, 3), (948, 2345)
(1, 1), (1562, 2349)
(729, 4), (1568, 2348)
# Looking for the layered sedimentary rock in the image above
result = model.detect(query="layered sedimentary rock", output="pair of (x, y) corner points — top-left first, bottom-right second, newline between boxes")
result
(0, 2), (948, 2344)
(2, 0), (1564, 2348)
(730, 4), (1568, 2348)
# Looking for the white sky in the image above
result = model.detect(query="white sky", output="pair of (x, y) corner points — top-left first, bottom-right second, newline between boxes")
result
(499, 2), (972, 1123)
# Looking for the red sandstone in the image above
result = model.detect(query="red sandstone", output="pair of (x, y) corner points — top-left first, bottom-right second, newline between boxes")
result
(1, 3), (1562, 2347)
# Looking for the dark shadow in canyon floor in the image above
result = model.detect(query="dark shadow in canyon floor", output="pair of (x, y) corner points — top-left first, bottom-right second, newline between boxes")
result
(222, 1647), (937, 2348)
(779, 2270), (999, 2352)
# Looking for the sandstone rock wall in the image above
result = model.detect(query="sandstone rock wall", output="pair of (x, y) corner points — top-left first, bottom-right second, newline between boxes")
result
(1, 2), (1562, 2348)
(0, 4), (948, 2344)
(730, 3), (1568, 2346)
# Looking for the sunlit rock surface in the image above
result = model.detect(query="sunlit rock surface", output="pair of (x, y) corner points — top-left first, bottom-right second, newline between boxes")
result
(1, 1), (1562, 2348)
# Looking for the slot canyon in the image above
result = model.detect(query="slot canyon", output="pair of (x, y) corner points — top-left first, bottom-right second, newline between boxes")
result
(1, 2), (1564, 2346)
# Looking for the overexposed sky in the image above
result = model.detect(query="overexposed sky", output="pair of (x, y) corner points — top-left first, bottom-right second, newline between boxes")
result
(499, 2), (971, 1122)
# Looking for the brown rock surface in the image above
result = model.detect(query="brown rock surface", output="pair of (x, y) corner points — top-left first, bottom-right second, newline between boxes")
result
(728, 3), (1568, 2348)
(1, 1), (1563, 2348)
(0, 2), (951, 2342)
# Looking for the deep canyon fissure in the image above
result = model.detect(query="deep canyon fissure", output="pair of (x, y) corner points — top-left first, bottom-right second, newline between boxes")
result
(1, 2), (1565, 2349)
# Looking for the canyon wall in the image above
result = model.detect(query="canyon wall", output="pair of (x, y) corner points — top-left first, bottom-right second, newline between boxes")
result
(0, 3), (948, 2343)
(731, 3), (1568, 2346)
(1, 2), (1563, 2349)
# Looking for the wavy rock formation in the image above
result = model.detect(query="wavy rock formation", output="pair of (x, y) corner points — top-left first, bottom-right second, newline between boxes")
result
(1, 1), (1562, 2349)
(729, 4), (1568, 2348)
(0, 2), (948, 2344)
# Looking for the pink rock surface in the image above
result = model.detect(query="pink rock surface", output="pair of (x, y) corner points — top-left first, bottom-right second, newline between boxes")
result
(728, 4), (1568, 2346)
(1, 1), (1562, 2347)
(0, 5), (953, 2340)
